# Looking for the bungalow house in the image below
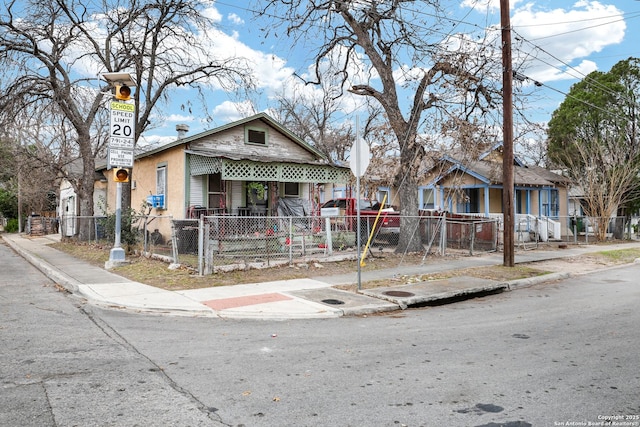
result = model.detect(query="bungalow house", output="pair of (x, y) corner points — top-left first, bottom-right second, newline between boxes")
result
(419, 143), (572, 239)
(59, 160), (108, 238)
(101, 113), (350, 239)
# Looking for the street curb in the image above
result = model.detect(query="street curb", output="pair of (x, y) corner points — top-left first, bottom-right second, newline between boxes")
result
(3, 235), (82, 294)
(506, 272), (573, 290)
(76, 286), (219, 318)
(341, 303), (401, 317)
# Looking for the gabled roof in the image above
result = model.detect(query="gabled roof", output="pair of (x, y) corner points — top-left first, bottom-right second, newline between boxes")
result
(136, 112), (326, 161)
(478, 141), (525, 166)
(430, 144), (568, 188)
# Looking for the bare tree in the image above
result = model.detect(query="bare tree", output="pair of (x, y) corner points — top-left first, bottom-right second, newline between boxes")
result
(0, 0), (254, 239)
(258, 0), (500, 252)
(563, 136), (640, 241)
(272, 77), (355, 163)
(273, 73), (402, 204)
(0, 110), (62, 228)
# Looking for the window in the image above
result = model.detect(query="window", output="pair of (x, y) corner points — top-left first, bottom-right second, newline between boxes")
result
(156, 165), (167, 209)
(245, 126), (267, 145)
(421, 187), (435, 209)
(459, 188), (479, 213)
(284, 182), (299, 197)
(540, 189), (559, 217)
(376, 187), (390, 206)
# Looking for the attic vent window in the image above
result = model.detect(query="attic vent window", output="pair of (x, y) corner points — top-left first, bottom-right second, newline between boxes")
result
(246, 127), (267, 145)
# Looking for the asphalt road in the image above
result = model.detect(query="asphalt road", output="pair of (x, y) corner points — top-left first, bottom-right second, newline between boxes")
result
(2, 241), (639, 426)
(0, 243), (221, 427)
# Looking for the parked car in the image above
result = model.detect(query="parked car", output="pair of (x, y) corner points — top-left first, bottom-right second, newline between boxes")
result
(320, 198), (400, 238)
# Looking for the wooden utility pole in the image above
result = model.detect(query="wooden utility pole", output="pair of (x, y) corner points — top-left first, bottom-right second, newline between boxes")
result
(500, 0), (515, 267)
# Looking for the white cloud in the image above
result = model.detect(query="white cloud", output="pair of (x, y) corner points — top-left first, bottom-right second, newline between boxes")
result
(165, 113), (196, 123)
(528, 59), (597, 83)
(137, 134), (176, 149)
(512, 2), (625, 82)
(211, 100), (257, 123)
(202, 5), (223, 23)
(227, 13), (244, 25)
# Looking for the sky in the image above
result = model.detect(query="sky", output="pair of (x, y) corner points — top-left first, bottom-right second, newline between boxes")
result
(139, 0), (640, 149)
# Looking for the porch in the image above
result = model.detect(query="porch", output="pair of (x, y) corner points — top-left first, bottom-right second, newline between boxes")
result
(186, 154), (350, 220)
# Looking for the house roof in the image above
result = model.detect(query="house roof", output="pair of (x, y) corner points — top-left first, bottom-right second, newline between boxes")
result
(432, 143), (569, 188)
(135, 112), (327, 161)
(184, 148), (329, 165)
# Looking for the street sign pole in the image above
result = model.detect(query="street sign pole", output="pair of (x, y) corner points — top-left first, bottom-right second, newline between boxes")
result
(107, 181), (126, 267)
(106, 101), (135, 268)
(349, 117), (370, 290)
(356, 120), (362, 290)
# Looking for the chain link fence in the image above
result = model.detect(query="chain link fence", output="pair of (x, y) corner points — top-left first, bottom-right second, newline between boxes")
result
(59, 216), (108, 243)
(514, 215), (640, 247)
(420, 212), (499, 256)
(57, 213), (639, 275)
(188, 213), (501, 274)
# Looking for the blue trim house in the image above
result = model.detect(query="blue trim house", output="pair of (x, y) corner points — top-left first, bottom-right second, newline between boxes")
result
(421, 143), (571, 224)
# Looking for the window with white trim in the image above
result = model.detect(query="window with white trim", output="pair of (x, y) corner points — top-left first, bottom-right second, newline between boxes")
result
(245, 126), (268, 145)
(421, 187), (435, 209)
(376, 187), (390, 206)
(156, 164), (167, 209)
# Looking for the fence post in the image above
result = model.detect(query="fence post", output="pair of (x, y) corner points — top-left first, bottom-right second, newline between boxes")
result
(170, 220), (179, 264)
(585, 218), (589, 244)
(198, 216), (204, 276)
(440, 212), (447, 256)
(204, 221), (212, 275)
(325, 217), (333, 256)
(469, 222), (475, 256)
(288, 217), (293, 264)
(143, 218), (148, 253)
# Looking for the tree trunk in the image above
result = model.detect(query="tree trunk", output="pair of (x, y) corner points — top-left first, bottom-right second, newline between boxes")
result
(595, 217), (608, 241)
(396, 176), (423, 253)
(77, 137), (96, 241)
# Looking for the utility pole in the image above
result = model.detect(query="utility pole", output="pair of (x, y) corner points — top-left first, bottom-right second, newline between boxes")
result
(500, 0), (515, 267)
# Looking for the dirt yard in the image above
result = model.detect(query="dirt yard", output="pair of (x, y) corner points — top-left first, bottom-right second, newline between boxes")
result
(46, 240), (640, 292)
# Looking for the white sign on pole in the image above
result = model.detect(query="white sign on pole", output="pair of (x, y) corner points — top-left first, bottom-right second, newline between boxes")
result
(110, 101), (135, 141)
(109, 137), (135, 149)
(108, 148), (134, 168)
(349, 138), (370, 177)
(108, 101), (135, 168)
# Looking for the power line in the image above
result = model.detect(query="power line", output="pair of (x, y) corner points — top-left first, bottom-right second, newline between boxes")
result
(512, 30), (638, 106)
(515, 9), (640, 27)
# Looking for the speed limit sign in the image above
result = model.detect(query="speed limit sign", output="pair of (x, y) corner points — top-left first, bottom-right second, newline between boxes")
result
(110, 101), (135, 149)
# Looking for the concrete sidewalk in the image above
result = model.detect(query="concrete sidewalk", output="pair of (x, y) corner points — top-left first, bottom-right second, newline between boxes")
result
(3, 233), (639, 320)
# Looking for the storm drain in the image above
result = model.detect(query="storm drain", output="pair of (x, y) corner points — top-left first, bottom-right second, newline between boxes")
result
(321, 299), (345, 305)
(383, 290), (415, 298)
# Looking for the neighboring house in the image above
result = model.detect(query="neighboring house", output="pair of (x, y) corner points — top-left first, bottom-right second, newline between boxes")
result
(101, 113), (350, 238)
(59, 161), (108, 237)
(420, 143), (572, 239)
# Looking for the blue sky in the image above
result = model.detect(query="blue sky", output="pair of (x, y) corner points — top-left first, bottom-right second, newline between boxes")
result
(140, 0), (640, 148)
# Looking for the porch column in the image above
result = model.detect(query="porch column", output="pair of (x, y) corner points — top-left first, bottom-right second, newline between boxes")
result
(484, 186), (490, 216)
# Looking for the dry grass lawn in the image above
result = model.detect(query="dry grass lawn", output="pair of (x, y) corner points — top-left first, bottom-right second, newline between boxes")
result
(48, 241), (640, 292)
